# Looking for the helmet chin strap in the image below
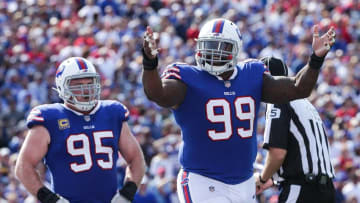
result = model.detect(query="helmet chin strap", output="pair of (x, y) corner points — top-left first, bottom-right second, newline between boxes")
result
(74, 100), (96, 112)
(65, 100), (96, 113)
(65, 95), (97, 112)
(195, 48), (237, 76)
(205, 62), (234, 76)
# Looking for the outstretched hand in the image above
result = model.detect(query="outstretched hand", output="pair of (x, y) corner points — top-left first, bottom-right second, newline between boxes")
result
(143, 26), (159, 59)
(312, 25), (336, 57)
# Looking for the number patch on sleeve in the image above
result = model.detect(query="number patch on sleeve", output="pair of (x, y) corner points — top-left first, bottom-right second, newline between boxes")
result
(268, 107), (281, 119)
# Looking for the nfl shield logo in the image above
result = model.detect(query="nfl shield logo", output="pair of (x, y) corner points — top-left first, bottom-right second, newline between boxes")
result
(181, 177), (189, 186)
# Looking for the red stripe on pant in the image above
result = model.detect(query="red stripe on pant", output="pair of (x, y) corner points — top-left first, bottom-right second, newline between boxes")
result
(182, 171), (193, 203)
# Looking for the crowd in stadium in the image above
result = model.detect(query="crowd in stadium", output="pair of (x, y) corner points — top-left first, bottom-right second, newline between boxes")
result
(0, 0), (359, 202)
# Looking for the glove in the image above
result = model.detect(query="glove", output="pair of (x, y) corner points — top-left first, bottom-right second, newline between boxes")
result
(111, 192), (131, 203)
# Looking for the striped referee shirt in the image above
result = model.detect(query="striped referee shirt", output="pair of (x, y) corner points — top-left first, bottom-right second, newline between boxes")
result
(263, 99), (335, 180)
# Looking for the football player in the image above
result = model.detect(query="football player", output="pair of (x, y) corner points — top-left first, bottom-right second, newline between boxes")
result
(141, 18), (336, 202)
(15, 57), (146, 203)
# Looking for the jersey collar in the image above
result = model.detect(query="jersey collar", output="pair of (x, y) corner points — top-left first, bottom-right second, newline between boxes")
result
(215, 66), (238, 81)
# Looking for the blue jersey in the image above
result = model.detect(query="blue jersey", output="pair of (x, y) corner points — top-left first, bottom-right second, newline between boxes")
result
(26, 100), (129, 203)
(162, 61), (267, 184)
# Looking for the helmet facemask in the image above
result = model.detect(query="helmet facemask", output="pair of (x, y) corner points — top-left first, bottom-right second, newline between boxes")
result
(195, 18), (243, 76)
(61, 73), (101, 112)
(196, 37), (239, 76)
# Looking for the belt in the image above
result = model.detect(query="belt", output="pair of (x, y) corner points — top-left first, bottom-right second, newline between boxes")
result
(281, 174), (332, 185)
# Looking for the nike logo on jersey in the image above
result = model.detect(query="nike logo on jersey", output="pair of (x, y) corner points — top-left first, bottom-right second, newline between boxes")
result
(83, 125), (95, 129)
(224, 91), (236, 96)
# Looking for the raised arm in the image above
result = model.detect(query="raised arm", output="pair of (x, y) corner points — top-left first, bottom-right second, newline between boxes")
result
(262, 25), (336, 103)
(141, 26), (186, 108)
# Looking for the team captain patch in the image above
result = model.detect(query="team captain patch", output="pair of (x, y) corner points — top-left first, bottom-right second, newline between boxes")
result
(58, 118), (70, 130)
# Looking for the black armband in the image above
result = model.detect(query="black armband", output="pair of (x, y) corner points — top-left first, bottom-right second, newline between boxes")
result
(119, 181), (138, 202)
(309, 52), (325, 70)
(37, 187), (60, 203)
(259, 174), (267, 184)
(142, 48), (158, 70)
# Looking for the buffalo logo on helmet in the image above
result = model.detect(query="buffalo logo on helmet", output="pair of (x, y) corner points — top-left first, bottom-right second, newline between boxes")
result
(55, 65), (65, 78)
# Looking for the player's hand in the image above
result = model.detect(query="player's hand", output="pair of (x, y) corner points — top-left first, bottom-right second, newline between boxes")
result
(56, 196), (70, 203)
(312, 25), (336, 57)
(111, 192), (131, 203)
(255, 173), (274, 195)
(256, 178), (273, 195)
(143, 26), (159, 59)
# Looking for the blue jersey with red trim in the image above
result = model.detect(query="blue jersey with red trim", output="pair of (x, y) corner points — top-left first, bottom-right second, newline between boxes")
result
(26, 100), (129, 203)
(162, 61), (267, 184)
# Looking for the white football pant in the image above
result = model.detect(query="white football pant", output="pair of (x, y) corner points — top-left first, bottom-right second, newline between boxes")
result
(177, 169), (256, 203)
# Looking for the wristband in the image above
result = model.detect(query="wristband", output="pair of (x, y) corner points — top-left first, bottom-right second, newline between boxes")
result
(309, 52), (325, 70)
(271, 177), (275, 185)
(119, 181), (138, 202)
(142, 48), (158, 70)
(37, 187), (60, 203)
(259, 174), (267, 184)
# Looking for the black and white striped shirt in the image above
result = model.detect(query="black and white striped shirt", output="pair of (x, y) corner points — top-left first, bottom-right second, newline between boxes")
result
(263, 99), (334, 180)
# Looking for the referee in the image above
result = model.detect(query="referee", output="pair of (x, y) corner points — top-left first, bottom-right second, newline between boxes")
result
(256, 57), (335, 203)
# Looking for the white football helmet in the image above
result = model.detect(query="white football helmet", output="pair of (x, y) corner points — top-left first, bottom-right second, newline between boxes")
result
(195, 18), (243, 76)
(54, 57), (101, 111)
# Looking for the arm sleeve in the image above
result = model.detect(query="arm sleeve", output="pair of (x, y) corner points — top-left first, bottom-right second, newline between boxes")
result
(26, 107), (46, 129)
(255, 60), (270, 74)
(245, 59), (270, 75)
(160, 63), (182, 81)
(263, 103), (291, 150)
(118, 102), (130, 122)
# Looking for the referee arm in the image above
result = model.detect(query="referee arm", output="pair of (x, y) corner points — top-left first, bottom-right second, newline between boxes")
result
(261, 148), (287, 182)
(257, 103), (290, 191)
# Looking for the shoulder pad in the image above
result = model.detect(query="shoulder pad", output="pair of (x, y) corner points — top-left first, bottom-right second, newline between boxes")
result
(102, 100), (130, 121)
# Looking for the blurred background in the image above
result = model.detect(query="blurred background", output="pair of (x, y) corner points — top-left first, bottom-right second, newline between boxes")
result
(0, 0), (359, 202)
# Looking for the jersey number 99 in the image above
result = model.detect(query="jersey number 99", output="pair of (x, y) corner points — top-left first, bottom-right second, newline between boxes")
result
(206, 97), (255, 141)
